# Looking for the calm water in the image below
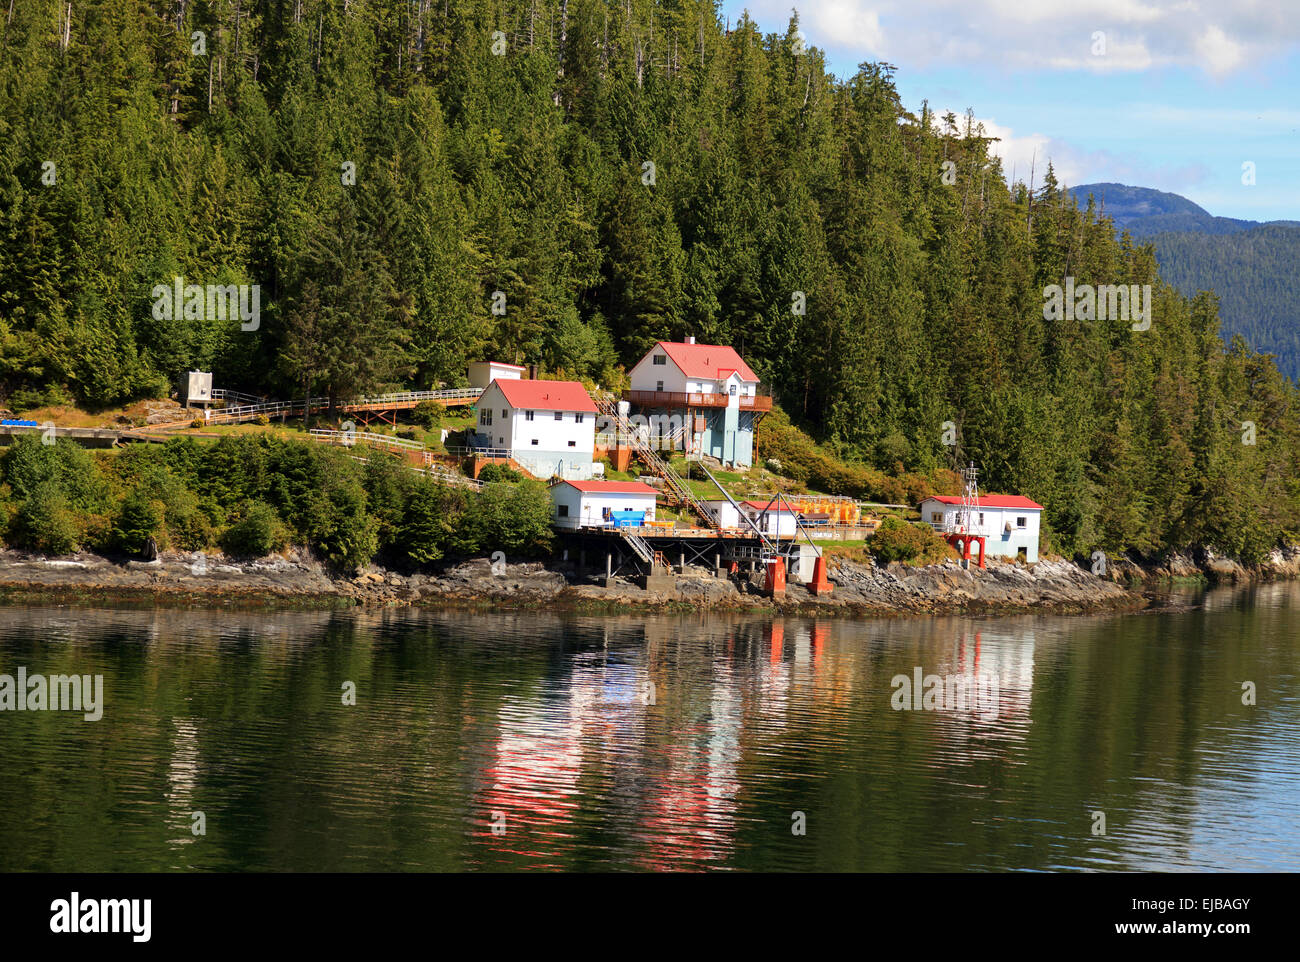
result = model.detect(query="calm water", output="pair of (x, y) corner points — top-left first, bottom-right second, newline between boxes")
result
(1, 584), (1298, 872)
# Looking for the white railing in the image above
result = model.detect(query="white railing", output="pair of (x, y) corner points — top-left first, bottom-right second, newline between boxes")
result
(209, 388), (270, 406)
(309, 428), (425, 452)
(347, 388), (482, 407)
(157, 386), (484, 428)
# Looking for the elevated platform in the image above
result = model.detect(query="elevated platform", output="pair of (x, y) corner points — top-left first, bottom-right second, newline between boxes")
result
(623, 389), (772, 411)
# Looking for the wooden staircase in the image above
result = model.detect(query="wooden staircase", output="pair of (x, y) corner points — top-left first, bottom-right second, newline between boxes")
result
(594, 392), (717, 529)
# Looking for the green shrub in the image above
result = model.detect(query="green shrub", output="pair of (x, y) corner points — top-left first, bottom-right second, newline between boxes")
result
(190, 418), (204, 429)
(869, 515), (954, 565)
(303, 486), (378, 570)
(113, 488), (166, 556)
(6, 384), (72, 414)
(396, 480), (468, 565)
(221, 501), (288, 557)
(410, 400), (444, 429)
(465, 481), (554, 556)
(476, 463), (524, 484)
(11, 481), (79, 554)
(254, 413), (270, 426)
(1, 435), (107, 510)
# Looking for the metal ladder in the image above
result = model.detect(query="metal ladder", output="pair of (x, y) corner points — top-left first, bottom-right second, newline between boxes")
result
(619, 529), (655, 564)
(594, 393), (717, 528)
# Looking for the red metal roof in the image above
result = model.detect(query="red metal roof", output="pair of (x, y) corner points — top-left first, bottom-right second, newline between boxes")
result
(558, 480), (659, 495)
(923, 495), (1044, 510)
(654, 342), (759, 382)
(488, 379), (598, 413)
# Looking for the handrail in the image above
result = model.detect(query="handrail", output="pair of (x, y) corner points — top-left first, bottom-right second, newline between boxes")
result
(593, 393), (716, 528)
(309, 428), (425, 451)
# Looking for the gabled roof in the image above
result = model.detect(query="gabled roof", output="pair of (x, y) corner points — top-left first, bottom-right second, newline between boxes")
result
(652, 342), (759, 382)
(487, 379), (598, 413)
(557, 480), (659, 496)
(923, 494), (1044, 510)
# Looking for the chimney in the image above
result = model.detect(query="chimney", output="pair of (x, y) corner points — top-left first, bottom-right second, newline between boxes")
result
(526, 363), (538, 380)
(686, 336), (695, 345)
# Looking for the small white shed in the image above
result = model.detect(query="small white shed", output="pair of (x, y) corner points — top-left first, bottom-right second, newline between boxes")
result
(702, 500), (741, 530)
(738, 500), (799, 538)
(468, 361), (526, 390)
(550, 480), (659, 530)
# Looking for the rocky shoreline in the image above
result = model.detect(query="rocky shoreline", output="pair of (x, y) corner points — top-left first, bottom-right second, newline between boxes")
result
(5, 545), (1285, 617)
(3, 544), (1296, 616)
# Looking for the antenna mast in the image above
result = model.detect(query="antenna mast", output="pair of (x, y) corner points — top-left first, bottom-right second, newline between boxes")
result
(958, 461), (981, 533)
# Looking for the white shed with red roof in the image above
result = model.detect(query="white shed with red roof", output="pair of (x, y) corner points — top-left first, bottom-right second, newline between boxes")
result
(549, 480), (659, 530)
(918, 494), (1044, 562)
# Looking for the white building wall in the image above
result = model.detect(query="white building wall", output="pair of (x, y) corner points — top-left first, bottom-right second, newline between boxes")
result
(739, 506), (797, 537)
(918, 500), (1041, 563)
(468, 362), (524, 389)
(703, 501), (741, 529)
(475, 382), (595, 478)
(629, 349), (759, 397)
(629, 350), (689, 393)
(550, 487), (657, 528)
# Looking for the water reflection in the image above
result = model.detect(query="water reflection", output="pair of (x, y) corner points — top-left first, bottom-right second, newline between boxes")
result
(1, 584), (1298, 871)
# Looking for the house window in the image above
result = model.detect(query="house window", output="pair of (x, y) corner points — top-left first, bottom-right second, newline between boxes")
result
(656, 380), (664, 392)
(524, 410), (534, 421)
(480, 409), (492, 426)
(568, 440), (576, 447)
(729, 384), (737, 396)
(554, 411), (563, 421)
(979, 513), (985, 525)
(652, 354), (666, 365)
(531, 439), (539, 445)
(501, 409), (508, 419)
(1016, 516), (1027, 528)
(931, 512), (942, 523)
(558, 504), (569, 517)
(575, 413), (584, 424)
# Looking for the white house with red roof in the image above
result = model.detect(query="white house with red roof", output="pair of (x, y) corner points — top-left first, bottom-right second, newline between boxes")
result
(549, 479), (659, 530)
(625, 338), (770, 468)
(473, 378), (598, 479)
(701, 499), (799, 537)
(918, 494), (1044, 563)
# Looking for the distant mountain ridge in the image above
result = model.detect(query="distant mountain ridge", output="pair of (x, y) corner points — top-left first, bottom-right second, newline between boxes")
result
(1068, 183), (1300, 380)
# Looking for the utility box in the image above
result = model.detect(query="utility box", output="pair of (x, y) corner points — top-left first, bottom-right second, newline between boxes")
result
(185, 371), (213, 405)
(468, 361), (525, 389)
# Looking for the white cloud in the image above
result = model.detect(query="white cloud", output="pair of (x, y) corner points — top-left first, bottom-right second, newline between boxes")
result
(1195, 25), (1245, 76)
(758, 0), (1300, 76)
(932, 110), (1211, 190)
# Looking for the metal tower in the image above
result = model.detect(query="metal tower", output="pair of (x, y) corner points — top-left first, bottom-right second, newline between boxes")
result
(957, 461), (981, 534)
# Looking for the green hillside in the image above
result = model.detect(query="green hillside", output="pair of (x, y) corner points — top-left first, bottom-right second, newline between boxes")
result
(2, 2), (1299, 562)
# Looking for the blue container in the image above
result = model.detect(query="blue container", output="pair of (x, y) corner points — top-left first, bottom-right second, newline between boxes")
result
(608, 510), (646, 528)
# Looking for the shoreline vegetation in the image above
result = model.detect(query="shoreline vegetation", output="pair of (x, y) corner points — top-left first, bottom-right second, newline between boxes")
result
(2, 545), (1297, 618)
(3, 2), (1300, 583)
(1, 431), (1298, 619)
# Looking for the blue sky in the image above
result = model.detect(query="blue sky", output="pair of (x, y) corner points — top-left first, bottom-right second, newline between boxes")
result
(722, 1), (1300, 221)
